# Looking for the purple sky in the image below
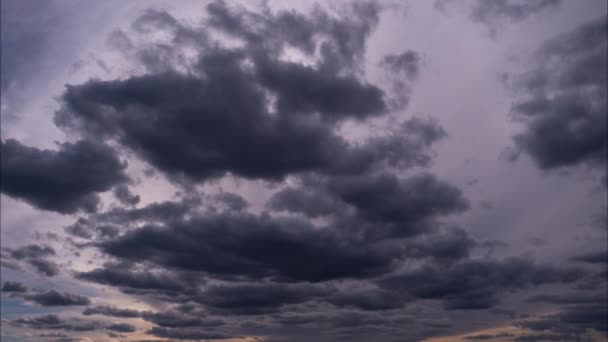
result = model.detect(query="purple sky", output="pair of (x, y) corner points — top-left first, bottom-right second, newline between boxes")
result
(1, 1), (606, 341)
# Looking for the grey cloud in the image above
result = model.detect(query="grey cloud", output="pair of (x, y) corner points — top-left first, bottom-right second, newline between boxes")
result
(6, 244), (60, 276)
(83, 305), (141, 318)
(2, 281), (28, 293)
(570, 250), (607, 264)
(328, 172), (468, 237)
(514, 302), (607, 334)
(196, 283), (332, 314)
(141, 310), (225, 328)
(113, 184), (140, 207)
(23, 290), (91, 306)
(10, 314), (100, 332)
(267, 186), (343, 218)
(94, 212), (400, 283)
(147, 326), (234, 340)
(1, 139), (128, 213)
(76, 262), (195, 294)
(379, 257), (583, 310)
(26, 258), (60, 277)
(214, 192), (249, 211)
(107, 322), (136, 333)
(464, 333), (514, 340)
(327, 287), (409, 311)
(53, 3), (437, 186)
(436, 0), (561, 36)
(9, 244), (55, 259)
(510, 15), (607, 180)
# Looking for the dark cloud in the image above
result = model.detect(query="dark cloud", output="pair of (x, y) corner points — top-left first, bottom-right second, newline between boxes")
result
(196, 283), (332, 314)
(469, 0), (560, 23)
(0, 139), (128, 213)
(76, 262), (196, 294)
(379, 257), (583, 310)
(9, 244), (55, 259)
(147, 326), (234, 340)
(23, 290), (91, 306)
(65, 218), (95, 239)
(3, 2), (600, 342)
(25, 258), (60, 277)
(206, 0), (380, 73)
(510, 15), (607, 179)
(95, 212), (400, 283)
(10, 314), (100, 332)
(52, 2), (445, 186)
(328, 172), (468, 237)
(112, 184), (140, 207)
(382, 51), (420, 80)
(214, 192), (249, 211)
(6, 244), (60, 276)
(107, 322), (136, 333)
(570, 250), (608, 264)
(38, 333), (85, 342)
(527, 292), (606, 305)
(513, 333), (576, 341)
(464, 332), (514, 340)
(436, 0), (561, 35)
(380, 50), (421, 108)
(403, 227), (477, 264)
(1, 280), (28, 293)
(266, 186), (342, 218)
(141, 310), (225, 328)
(326, 287), (409, 311)
(514, 302), (607, 335)
(82, 305), (141, 318)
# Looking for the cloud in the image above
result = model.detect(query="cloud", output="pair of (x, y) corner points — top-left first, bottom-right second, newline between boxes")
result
(510, 15), (607, 180)
(52, 2), (445, 187)
(326, 287), (409, 311)
(25, 258), (60, 277)
(0, 139), (128, 213)
(147, 326), (234, 340)
(266, 186), (343, 218)
(464, 333), (514, 340)
(76, 262), (196, 294)
(10, 314), (100, 332)
(569, 250), (608, 264)
(93, 212), (399, 282)
(514, 302), (607, 335)
(5, 244), (60, 276)
(328, 172), (468, 237)
(2, 281), (28, 293)
(141, 310), (225, 328)
(379, 257), (583, 310)
(195, 282), (332, 314)
(23, 290), (91, 306)
(107, 322), (136, 332)
(82, 305), (141, 318)
(214, 192), (249, 212)
(112, 184), (140, 207)
(8, 244), (55, 259)
(436, 0), (562, 36)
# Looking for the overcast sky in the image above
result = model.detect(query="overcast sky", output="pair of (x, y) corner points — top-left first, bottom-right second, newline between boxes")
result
(1, 0), (606, 341)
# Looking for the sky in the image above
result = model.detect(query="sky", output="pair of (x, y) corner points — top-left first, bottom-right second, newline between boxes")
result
(0, 0), (606, 341)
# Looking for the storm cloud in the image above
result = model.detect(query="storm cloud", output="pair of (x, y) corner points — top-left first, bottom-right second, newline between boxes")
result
(510, 14), (607, 180)
(1, 1), (606, 341)
(0, 139), (128, 213)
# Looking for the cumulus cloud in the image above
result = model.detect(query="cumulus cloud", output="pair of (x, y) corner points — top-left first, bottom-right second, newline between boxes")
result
(5, 244), (60, 276)
(1, 1), (604, 342)
(510, 15), (607, 181)
(1, 139), (128, 213)
(23, 290), (91, 306)
(1, 281), (28, 293)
